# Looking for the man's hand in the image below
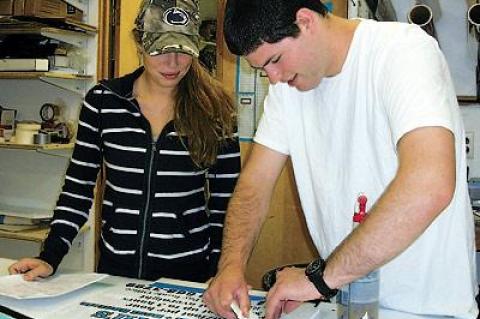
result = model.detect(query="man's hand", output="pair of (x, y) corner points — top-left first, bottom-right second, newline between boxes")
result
(203, 264), (250, 319)
(8, 258), (53, 281)
(265, 267), (321, 319)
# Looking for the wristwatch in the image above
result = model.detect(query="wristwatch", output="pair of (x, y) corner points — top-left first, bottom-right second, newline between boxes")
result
(305, 258), (338, 300)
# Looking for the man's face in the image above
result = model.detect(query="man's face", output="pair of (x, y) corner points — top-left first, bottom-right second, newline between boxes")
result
(245, 32), (329, 92)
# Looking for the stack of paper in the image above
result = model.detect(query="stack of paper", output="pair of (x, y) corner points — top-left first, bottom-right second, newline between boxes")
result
(0, 215), (49, 232)
(0, 59), (49, 71)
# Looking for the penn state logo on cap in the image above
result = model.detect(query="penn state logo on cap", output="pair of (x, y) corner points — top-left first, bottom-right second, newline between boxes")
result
(135, 0), (201, 57)
(163, 7), (189, 25)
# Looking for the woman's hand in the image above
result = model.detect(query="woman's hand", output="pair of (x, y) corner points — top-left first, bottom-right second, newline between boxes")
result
(8, 258), (54, 281)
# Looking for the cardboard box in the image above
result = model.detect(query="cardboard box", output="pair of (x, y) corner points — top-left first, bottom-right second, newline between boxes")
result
(23, 0), (68, 19)
(66, 3), (83, 21)
(0, 0), (15, 15)
(11, 0), (84, 22)
(13, 0), (23, 15)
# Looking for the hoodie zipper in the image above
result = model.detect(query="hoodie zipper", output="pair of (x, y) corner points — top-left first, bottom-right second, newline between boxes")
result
(98, 82), (157, 279)
(138, 140), (156, 278)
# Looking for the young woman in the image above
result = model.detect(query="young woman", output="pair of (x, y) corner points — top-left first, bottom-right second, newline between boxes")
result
(9, 0), (240, 282)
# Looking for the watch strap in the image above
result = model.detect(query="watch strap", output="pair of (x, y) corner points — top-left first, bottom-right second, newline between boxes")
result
(306, 258), (338, 300)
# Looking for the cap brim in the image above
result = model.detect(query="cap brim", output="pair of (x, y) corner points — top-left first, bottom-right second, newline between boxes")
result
(144, 32), (199, 57)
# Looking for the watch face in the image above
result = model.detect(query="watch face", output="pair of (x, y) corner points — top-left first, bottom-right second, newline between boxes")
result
(306, 258), (323, 275)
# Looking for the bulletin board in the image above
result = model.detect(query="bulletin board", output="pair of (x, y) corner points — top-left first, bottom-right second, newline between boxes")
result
(236, 58), (269, 141)
(349, 0), (478, 100)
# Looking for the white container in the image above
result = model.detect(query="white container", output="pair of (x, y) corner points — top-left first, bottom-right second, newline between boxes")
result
(15, 122), (41, 144)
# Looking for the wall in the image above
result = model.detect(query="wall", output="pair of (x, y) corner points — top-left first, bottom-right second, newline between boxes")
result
(461, 105), (480, 178)
(117, 0), (142, 76)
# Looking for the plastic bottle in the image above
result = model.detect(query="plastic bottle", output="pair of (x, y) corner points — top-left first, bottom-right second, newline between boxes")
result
(337, 194), (380, 319)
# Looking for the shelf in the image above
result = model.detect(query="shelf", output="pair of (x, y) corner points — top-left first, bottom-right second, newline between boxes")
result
(0, 72), (93, 94)
(0, 204), (53, 220)
(458, 96), (479, 104)
(0, 72), (92, 80)
(0, 142), (74, 151)
(0, 26), (94, 47)
(0, 16), (97, 34)
(0, 226), (49, 243)
(0, 224), (89, 243)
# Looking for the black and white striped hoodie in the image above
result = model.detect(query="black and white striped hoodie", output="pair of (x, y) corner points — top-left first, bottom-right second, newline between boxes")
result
(39, 67), (241, 280)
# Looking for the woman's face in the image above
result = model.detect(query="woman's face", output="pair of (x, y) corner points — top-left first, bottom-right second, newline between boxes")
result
(143, 51), (193, 89)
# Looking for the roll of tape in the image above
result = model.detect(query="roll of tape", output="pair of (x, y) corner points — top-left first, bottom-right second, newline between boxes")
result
(15, 122), (41, 145)
(34, 132), (51, 144)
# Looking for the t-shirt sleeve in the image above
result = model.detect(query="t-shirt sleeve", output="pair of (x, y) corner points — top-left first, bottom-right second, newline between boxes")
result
(380, 30), (456, 145)
(253, 85), (290, 155)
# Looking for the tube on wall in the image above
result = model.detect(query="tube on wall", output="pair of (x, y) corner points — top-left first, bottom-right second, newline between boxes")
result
(407, 2), (438, 39)
(467, 0), (480, 39)
(467, 1), (480, 99)
(365, 0), (397, 21)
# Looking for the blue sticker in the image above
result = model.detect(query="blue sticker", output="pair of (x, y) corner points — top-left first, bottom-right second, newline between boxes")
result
(324, 1), (334, 12)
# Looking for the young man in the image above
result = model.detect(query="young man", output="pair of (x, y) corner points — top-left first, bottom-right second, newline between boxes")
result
(203, 0), (478, 318)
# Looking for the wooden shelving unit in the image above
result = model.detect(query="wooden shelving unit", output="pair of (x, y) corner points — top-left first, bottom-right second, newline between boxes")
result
(0, 142), (74, 151)
(0, 72), (92, 79)
(0, 226), (50, 243)
(0, 72), (93, 95)
(0, 16), (97, 33)
(0, 224), (89, 244)
(0, 0), (99, 271)
(458, 96), (479, 104)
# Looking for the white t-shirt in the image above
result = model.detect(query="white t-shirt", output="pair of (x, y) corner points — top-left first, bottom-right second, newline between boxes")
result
(254, 20), (478, 318)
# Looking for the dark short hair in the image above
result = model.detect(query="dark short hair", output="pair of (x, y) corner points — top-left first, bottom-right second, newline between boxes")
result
(224, 0), (328, 56)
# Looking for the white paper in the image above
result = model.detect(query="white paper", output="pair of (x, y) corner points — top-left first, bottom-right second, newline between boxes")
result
(0, 258), (15, 276)
(0, 273), (108, 299)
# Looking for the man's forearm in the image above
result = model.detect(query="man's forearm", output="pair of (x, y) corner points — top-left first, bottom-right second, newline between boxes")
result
(217, 144), (288, 273)
(218, 176), (272, 271)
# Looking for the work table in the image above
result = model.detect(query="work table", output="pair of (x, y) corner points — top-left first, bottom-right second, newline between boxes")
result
(0, 274), (460, 319)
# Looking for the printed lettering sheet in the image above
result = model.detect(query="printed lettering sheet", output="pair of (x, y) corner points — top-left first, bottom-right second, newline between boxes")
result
(79, 282), (265, 319)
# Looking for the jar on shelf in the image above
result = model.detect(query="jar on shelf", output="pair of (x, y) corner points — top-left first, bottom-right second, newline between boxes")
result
(14, 122), (41, 145)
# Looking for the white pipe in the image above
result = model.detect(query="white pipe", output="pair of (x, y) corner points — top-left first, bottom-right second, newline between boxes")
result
(468, 3), (480, 34)
(407, 4), (433, 28)
(407, 4), (436, 39)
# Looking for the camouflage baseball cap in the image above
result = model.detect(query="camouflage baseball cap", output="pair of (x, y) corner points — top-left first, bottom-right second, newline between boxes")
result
(135, 0), (201, 57)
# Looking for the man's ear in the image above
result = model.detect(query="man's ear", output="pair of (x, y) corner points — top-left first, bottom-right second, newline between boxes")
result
(295, 8), (316, 32)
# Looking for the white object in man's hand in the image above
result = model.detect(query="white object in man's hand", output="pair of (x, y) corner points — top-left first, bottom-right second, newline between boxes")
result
(231, 301), (259, 319)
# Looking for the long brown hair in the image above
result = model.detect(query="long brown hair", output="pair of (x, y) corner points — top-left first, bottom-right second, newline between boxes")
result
(132, 28), (237, 168)
(175, 60), (237, 167)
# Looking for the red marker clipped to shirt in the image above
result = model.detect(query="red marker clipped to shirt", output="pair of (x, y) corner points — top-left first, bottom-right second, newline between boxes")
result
(353, 193), (368, 225)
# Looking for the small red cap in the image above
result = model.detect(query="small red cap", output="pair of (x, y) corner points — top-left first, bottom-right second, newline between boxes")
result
(353, 212), (367, 223)
(353, 194), (368, 223)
